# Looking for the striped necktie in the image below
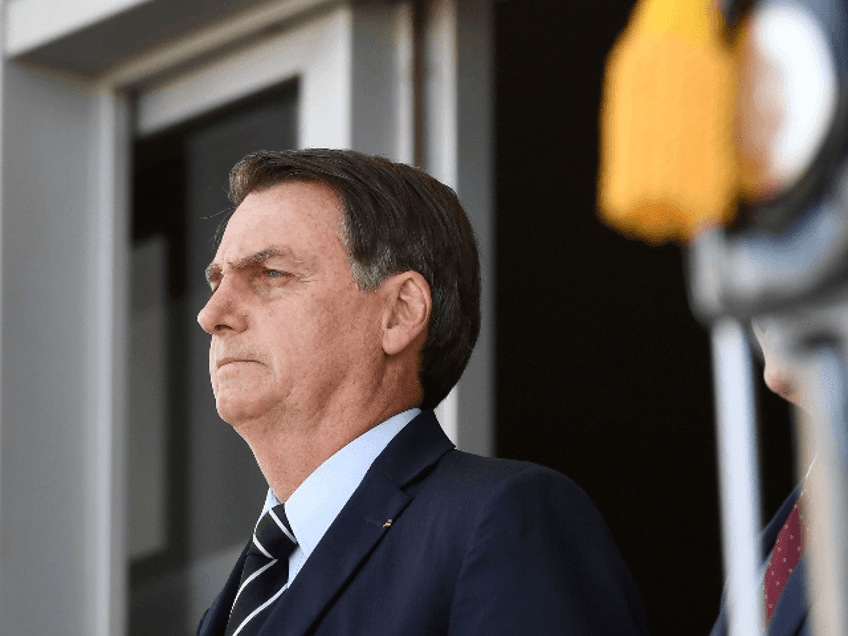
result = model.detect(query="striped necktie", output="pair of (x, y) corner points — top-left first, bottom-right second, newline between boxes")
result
(225, 504), (297, 636)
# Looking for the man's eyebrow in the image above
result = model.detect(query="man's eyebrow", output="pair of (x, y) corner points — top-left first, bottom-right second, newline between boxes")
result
(204, 248), (293, 284)
(235, 247), (292, 269)
(205, 263), (222, 284)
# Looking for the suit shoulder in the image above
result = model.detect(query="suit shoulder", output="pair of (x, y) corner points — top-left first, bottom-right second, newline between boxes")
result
(425, 450), (602, 520)
(423, 452), (648, 634)
(434, 449), (583, 490)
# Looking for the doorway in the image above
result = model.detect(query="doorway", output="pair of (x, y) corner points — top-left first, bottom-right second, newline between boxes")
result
(129, 80), (298, 635)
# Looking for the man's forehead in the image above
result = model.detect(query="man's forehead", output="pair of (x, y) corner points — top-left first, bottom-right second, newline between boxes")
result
(236, 180), (341, 227)
(221, 182), (339, 239)
(242, 180), (343, 217)
(209, 182), (346, 277)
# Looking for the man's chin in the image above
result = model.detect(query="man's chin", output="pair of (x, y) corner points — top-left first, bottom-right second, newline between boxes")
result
(215, 398), (263, 428)
(214, 391), (284, 430)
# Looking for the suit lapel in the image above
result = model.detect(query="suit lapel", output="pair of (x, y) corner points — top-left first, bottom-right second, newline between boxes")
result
(259, 410), (455, 636)
(197, 543), (250, 636)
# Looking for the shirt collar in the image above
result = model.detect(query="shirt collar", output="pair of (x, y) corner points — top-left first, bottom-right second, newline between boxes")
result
(260, 408), (419, 560)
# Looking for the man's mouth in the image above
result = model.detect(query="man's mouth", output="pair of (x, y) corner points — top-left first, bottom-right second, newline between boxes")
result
(216, 357), (258, 370)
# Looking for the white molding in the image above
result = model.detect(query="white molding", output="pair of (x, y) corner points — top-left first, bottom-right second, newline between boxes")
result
(434, 388), (459, 445)
(7, 0), (150, 56)
(423, 0), (459, 445)
(86, 88), (131, 636)
(0, 0), (7, 541)
(422, 0), (458, 189)
(392, 1), (415, 165)
(100, 0), (340, 90)
(422, 0), (494, 456)
(135, 5), (353, 149)
(0, 63), (121, 634)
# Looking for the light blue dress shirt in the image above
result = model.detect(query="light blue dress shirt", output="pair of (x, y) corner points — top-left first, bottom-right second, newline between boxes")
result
(257, 408), (420, 588)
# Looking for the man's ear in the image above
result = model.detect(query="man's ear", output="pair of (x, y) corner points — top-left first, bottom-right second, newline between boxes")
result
(381, 271), (431, 356)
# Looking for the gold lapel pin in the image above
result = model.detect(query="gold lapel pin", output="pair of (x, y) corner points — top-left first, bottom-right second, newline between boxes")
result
(383, 519), (393, 528)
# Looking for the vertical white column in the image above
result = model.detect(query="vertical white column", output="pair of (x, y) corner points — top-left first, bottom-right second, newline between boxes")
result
(423, 0), (459, 444)
(0, 66), (130, 636)
(392, 1), (416, 166)
(0, 0), (7, 549)
(348, 0), (416, 163)
(711, 318), (764, 636)
(85, 87), (130, 636)
(422, 0), (494, 456)
(0, 64), (90, 634)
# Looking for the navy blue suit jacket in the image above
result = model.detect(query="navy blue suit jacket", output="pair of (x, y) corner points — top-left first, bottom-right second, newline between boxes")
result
(710, 488), (809, 636)
(197, 410), (648, 635)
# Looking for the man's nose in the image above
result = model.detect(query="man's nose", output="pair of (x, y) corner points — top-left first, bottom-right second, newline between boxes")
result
(197, 280), (245, 334)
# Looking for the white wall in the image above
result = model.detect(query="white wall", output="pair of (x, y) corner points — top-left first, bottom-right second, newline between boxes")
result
(0, 62), (129, 636)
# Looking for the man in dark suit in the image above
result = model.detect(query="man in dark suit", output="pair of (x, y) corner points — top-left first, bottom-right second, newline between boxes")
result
(195, 148), (647, 636)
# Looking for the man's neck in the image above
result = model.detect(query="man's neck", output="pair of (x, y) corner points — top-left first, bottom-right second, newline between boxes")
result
(239, 394), (419, 502)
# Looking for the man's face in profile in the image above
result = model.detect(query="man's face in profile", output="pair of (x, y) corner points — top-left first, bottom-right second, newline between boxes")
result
(752, 320), (804, 409)
(197, 181), (386, 431)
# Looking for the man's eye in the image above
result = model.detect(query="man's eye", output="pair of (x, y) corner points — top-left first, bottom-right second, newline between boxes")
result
(265, 269), (291, 281)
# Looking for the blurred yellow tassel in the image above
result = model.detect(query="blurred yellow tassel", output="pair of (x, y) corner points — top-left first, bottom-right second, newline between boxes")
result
(598, 0), (739, 244)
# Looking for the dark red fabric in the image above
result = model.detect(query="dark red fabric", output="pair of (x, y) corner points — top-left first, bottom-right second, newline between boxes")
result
(764, 493), (806, 624)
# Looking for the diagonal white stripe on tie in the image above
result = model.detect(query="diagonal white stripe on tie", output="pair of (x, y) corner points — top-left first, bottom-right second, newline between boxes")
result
(230, 581), (290, 636)
(252, 534), (273, 559)
(269, 507), (297, 544)
(231, 559), (277, 609)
